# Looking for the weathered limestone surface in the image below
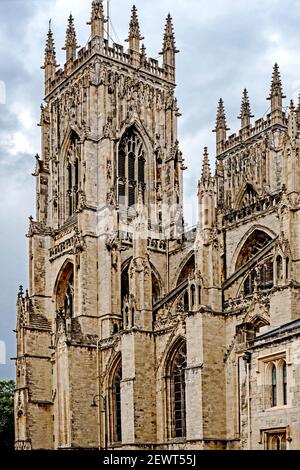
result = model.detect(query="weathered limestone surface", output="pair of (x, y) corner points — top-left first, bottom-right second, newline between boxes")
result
(15, 1), (300, 451)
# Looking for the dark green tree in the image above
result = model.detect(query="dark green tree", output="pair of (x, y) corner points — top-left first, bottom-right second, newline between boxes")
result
(0, 380), (15, 450)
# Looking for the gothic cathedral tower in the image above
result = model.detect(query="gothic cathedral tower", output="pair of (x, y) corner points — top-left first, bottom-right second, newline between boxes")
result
(15, 2), (190, 450)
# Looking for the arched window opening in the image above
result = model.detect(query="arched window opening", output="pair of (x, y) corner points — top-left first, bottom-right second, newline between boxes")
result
(75, 158), (79, 208)
(190, 284), (195, 308)
(64, 273), (74, 317)
(112, 362), (122, 443)
(177, 255), (195, 286)
(65, 131), (80, 220)
(272, 435), (281, 450)
(244, 270), (256, 296)
(152, 273), (160, 306)
(267, 432), (287, 450)
(55, 262), (74, 315)
(259, 259), (274, 290)
(266, 260), (274, 287)
(283, 362), (287, 406)
(276, 255), (283, 282)
(198, 286), (201, 305)
(272, 364), (277, 407)
(121, 265), (129, 312)
(236, 230), (272, 270)
(170, 342), (187, 438)
(68, 162), (73, 216)
(238, 184), (258, 209)
(117, 127), (146, 211)
(285, 257), (290, 280)
(183, 291), (189, 312)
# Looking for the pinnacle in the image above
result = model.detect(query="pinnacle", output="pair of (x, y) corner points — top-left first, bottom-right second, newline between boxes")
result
(267, 62), (286, 100)
(128, 4), (143, 41)
(64, 13), (78, 48)
(88, 0), (106, 37)
(43, 22), (57, 66)
(214, 98), (229, 131)
(238, 88), (254, 120)
(161, 12), (178, 53)
(201, 147), (212, 182)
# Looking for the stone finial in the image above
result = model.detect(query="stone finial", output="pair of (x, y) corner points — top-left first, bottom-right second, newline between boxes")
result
(41, 22), (59, 93)
(63, 14), (79, 61)
(238, 88), (254, 128)
(267, 63), (286, 112)
(214, 98), (229, 131)
(161, 13), (179, 54)
(201, 147), (211, 181)
(88, 0), (106, 38)
(160, 13), (179, 75)
(201, 147), (212, 183)
(126, 5), (144, 51)
(43, 23), (57, 67)
(213, 98), (229, 155)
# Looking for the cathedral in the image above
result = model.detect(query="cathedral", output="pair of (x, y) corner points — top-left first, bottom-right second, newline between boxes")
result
(15, 1), (300, 450)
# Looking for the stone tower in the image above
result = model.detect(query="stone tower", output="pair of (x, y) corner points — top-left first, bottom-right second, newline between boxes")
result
(15, 3), (190, 450)
(15, 2), (300, 451)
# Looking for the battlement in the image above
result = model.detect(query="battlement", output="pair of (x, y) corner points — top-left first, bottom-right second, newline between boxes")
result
(219, 111), (288, 156)
(43, 3), (177, 97)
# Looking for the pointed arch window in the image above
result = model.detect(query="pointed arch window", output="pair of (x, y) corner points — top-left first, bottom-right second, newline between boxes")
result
(276, 255), (283, 282)
(169, 341), (187, 438)
(190, 284), (195, 308)
(239, 184), (258, 209)
(55, 262), (74, 315)
(117, 127), (146, 209)
(64, 273), (74, 317)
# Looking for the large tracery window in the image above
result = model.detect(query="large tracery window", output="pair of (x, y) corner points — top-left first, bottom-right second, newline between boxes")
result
(169, 341), (187, 439)
(118, 127), (145, 210)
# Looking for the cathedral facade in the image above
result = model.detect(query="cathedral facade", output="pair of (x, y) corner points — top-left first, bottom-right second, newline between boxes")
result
(15, 1), (300, 450)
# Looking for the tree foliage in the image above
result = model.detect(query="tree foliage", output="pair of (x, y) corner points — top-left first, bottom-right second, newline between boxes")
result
(0, 380), (15, 450)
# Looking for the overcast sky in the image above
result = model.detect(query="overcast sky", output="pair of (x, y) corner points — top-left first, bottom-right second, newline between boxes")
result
(1, 0), (300, 379)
